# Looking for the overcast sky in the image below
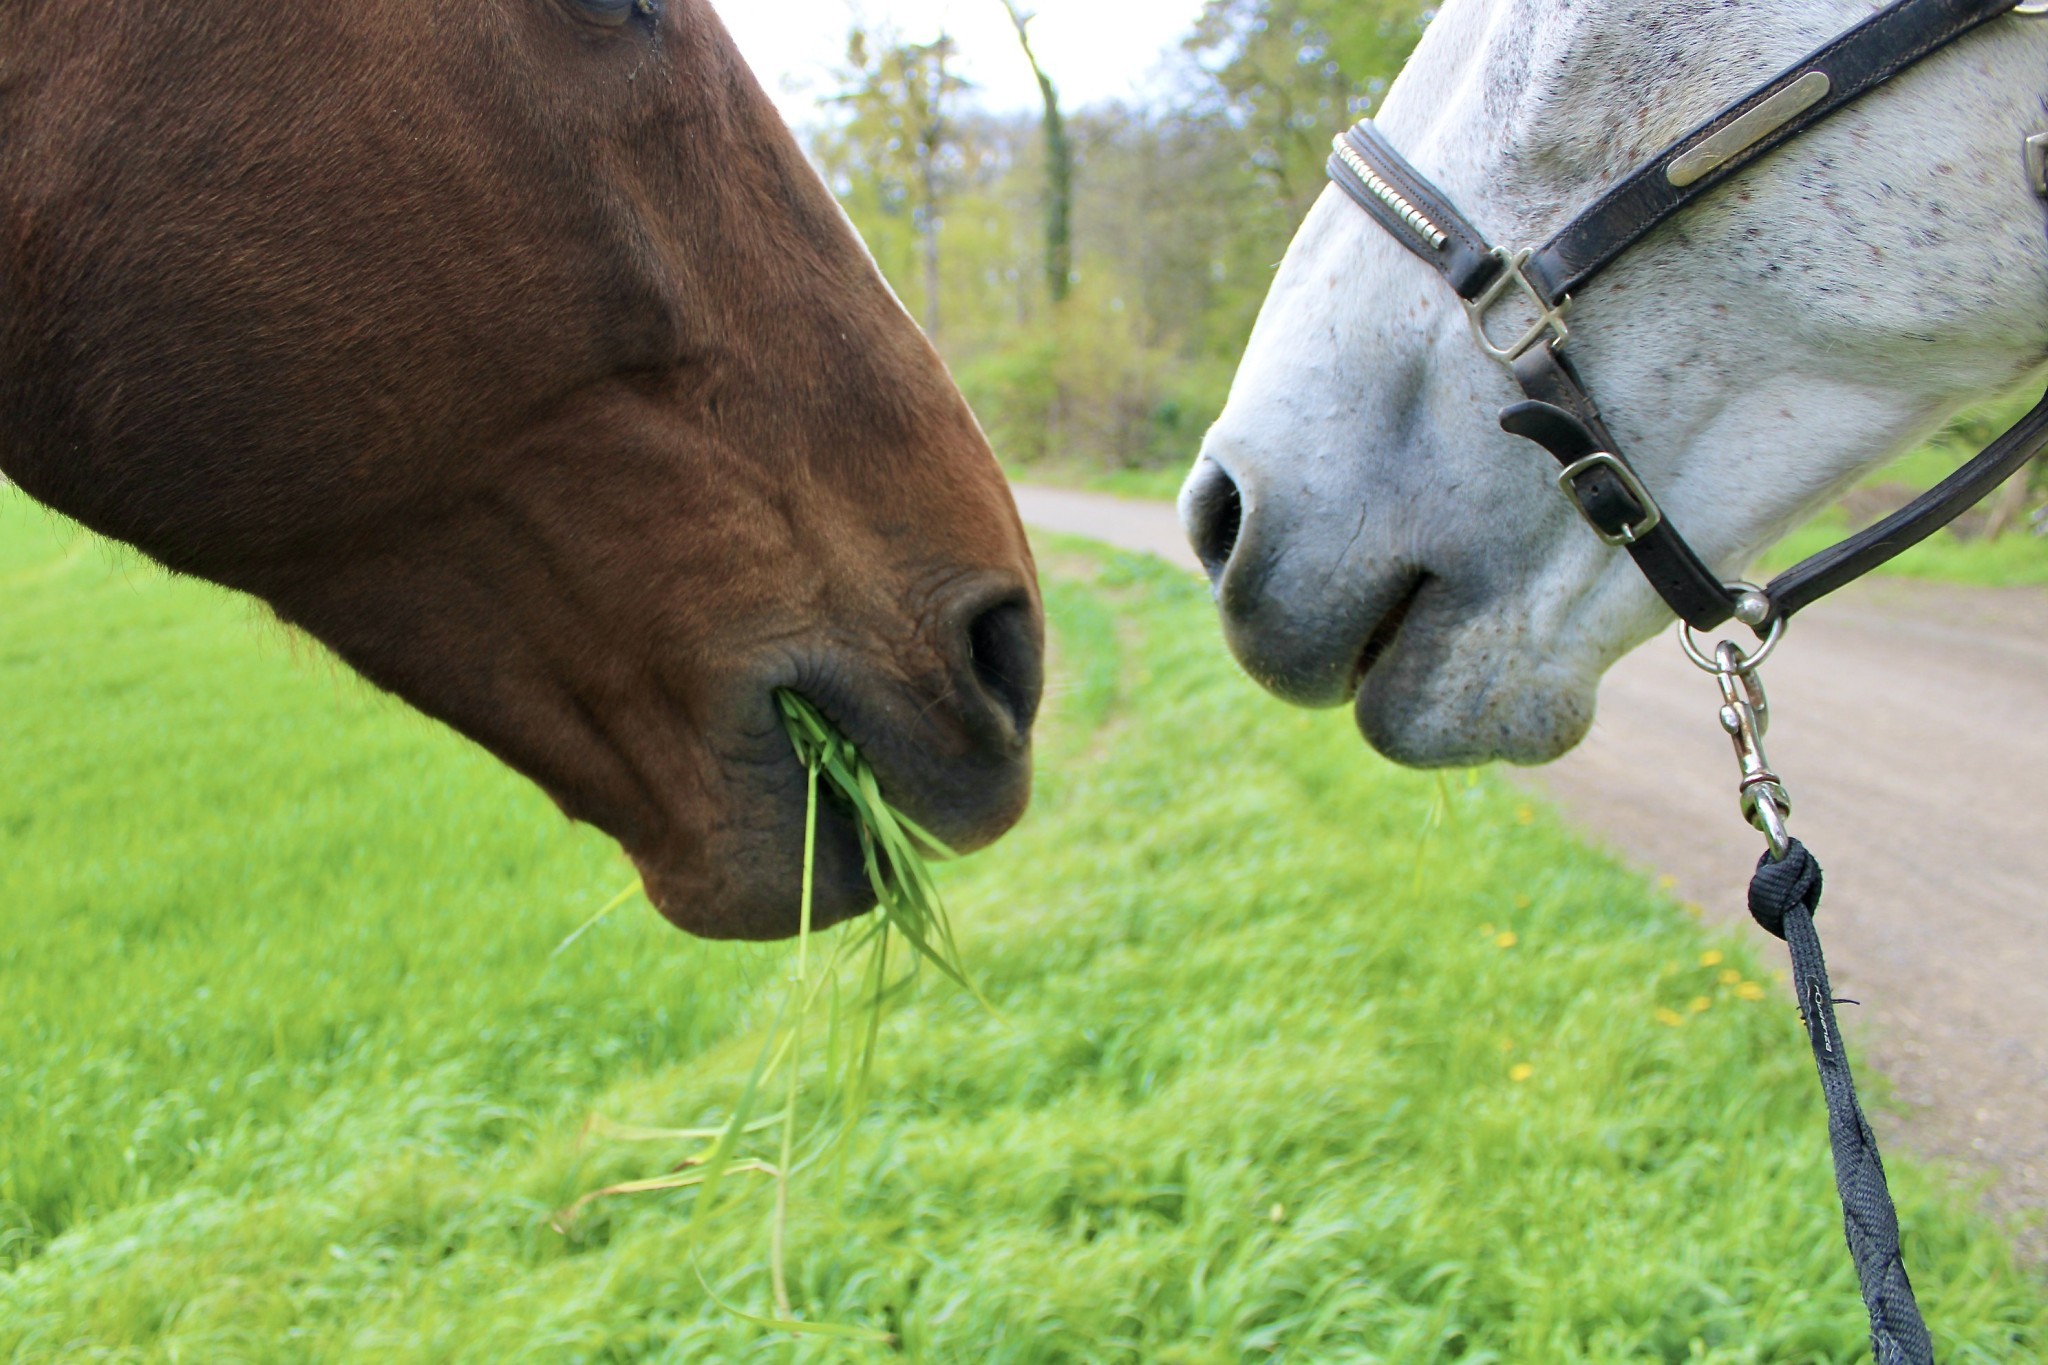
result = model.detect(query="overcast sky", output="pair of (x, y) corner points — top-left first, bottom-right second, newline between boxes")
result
(718, 0), (1211, 126)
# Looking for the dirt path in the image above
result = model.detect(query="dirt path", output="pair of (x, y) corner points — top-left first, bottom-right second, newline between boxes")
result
(1014, 483), (2048, 1254)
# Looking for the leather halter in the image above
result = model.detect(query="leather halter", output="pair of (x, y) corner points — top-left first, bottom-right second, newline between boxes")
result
(1328, 0), (2048, 633)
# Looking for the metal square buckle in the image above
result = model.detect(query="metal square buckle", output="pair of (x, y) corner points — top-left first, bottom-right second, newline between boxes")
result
(1556, 452), (1664, 547)
(1463, 247), (1572, 365)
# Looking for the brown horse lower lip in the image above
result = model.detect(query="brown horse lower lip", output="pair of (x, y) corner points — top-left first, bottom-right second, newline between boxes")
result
(1350, 576), (1426, 694)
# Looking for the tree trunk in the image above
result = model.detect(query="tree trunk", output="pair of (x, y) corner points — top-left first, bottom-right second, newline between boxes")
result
(999, 2), (1073, 306)
(918, 152), (942, 337)
(912, 36), (952, 338)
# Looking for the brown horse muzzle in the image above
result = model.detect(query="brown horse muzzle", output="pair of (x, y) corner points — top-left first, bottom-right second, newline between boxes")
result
(630, 575), (1045, 941)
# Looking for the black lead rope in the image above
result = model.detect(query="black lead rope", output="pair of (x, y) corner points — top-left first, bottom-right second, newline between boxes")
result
(1749, 842), (1935, 1365)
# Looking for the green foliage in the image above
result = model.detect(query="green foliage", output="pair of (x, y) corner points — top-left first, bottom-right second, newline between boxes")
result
(953, 276), (1239, 472)
(814, 4), (1434, 480)
(1186, 0), (1430, 216)
(998, 2), (1074, 306)
(3, 490), (2044, 1360)
(813, 28), (970, 335)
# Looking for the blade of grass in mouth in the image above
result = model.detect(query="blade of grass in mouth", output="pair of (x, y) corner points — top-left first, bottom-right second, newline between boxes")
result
(553, 690), (985, 1341)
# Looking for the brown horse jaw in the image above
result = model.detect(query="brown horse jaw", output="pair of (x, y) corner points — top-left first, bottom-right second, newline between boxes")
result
(251, 523), (1041, 942)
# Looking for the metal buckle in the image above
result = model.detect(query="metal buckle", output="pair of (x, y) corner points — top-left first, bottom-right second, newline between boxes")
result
(1555, 452), (1664, 546)
(2028, 132), (2048, 199)
(1463, 247), (1572, 364)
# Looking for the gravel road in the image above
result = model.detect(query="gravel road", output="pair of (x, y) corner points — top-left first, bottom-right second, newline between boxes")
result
(1014, 483), (2048, 1253)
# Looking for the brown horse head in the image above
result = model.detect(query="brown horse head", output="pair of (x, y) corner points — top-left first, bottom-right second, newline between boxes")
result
(0, 0), (1042, 939)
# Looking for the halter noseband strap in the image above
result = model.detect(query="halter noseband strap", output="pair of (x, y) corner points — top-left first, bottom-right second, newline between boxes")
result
(1328, 0), (2048, 633)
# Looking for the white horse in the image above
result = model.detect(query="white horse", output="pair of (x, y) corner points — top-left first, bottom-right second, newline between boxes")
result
(1181, 0), (2048, 767)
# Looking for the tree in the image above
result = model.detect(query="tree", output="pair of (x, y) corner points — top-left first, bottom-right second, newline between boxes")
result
(997, 2), (1073, 307)
(804, 3), (1439, 476)
(1185, 0), (1429, 218)
(820, 29), (972, 337)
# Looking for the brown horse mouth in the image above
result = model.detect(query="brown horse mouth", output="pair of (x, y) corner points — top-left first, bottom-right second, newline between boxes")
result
(631, 662), (1034, 943)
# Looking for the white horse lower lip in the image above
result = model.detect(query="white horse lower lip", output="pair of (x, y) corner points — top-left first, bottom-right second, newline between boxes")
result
(1349, 575), (1426, 694)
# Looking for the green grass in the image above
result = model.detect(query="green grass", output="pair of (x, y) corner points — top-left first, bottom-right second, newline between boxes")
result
(1752, 389), (2048, 589)
(1758, 511), (2048, 590)
(2, 487), (2043, 1361)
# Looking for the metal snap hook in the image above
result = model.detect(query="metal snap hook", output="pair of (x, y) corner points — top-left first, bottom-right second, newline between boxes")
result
(1694, 632), (1796, 863)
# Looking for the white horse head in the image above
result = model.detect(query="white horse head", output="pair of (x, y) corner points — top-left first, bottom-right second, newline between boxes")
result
(1183, 0), (2048, 767)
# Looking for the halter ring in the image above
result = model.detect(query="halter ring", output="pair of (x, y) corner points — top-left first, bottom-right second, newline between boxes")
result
(1679, 583), (1786, 673)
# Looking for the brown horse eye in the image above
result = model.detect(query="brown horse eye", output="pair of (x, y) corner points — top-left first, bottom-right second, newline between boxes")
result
(573, 0), (639, 26)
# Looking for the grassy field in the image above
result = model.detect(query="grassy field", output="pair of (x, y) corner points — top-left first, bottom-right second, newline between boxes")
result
(2, 487), (2043, 1361)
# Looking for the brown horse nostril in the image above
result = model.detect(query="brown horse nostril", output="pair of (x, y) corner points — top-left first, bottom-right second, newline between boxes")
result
(964, 596), (1043, 738)
(1183, 458), (1244, 584)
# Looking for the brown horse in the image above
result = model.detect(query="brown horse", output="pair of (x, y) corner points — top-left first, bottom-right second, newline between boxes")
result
(0, 0), (1043, 940)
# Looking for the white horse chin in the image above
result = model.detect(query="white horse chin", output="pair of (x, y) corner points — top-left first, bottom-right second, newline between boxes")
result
(1351, 604), (1597, 769)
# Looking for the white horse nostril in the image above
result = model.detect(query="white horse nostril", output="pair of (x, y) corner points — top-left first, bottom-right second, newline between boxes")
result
(1181, 458), (1245, 583)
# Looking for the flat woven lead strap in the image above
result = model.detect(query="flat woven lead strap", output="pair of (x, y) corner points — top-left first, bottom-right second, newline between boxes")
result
(1749, 843), (1934, 1365)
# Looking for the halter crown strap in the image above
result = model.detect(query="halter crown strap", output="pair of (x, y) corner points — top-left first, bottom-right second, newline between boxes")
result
(1325, 0), (2048, 633)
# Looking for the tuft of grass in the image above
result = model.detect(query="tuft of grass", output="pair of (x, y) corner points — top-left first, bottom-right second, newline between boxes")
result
(552, 692), (981, 1340)
(776, 691), (978, 1000)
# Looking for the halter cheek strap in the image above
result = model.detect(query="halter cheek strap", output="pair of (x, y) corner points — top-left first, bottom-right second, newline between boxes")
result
(1327, 0), (2048, 634)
